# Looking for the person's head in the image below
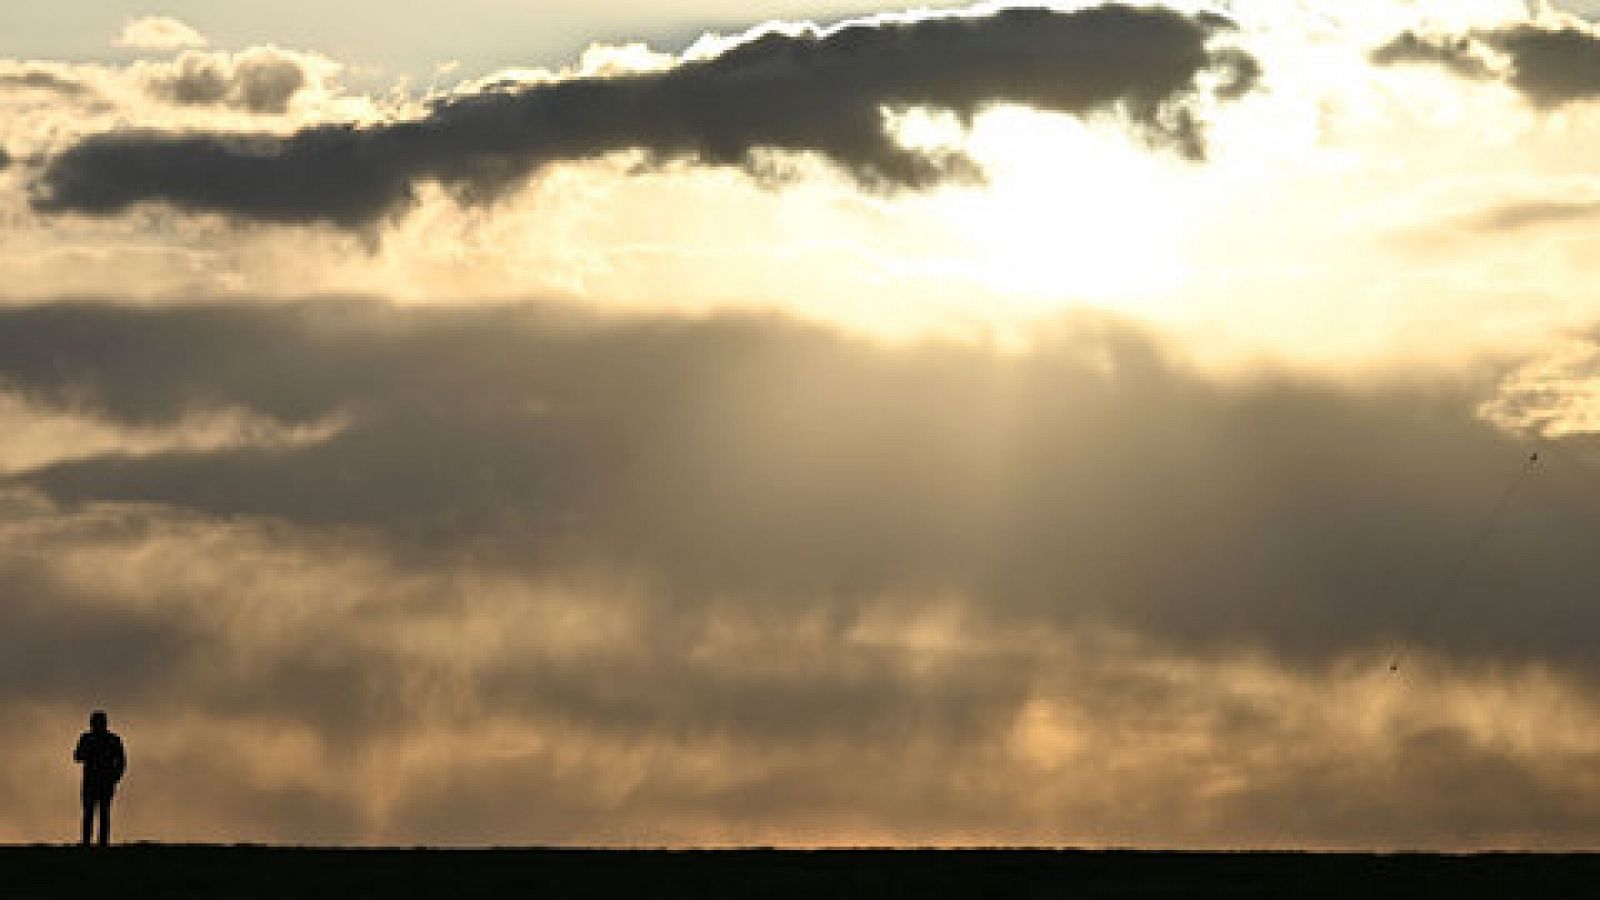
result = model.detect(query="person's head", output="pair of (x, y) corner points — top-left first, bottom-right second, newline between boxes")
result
(89, 710), (108, 732)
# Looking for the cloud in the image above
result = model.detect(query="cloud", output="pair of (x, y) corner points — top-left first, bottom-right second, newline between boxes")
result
(1, 298), (1599, 845)
(5, 486), (1600, 846)
(113, 16), (208, 52)
(0, 389), (345, 475)
(1493, 21), (1600, 106)
(0, 297), (1581, 672)
(1370, 30), (1496, 80)
(0, 69), (94, 98)
(141, 48), (318, 115)
(7, 0), (1594, 370)
(31, 4), (1259, 228)
(1479, 337), (1600, 437)
(1470, 199), (1600, 231)
(1374, 19), (1600, 107)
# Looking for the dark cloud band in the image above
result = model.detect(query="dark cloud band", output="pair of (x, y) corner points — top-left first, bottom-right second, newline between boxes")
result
(30, 4), (1258, 228)
(0, 298), (1580, 673)
(1374, 21), (1600, 107)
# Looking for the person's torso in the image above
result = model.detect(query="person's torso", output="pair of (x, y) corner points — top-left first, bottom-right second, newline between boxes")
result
(79, 731), (122, 779)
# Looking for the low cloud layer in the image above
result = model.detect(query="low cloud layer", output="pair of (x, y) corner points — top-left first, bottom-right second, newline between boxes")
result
(3, 298), (1600, 846)
(30, 4), (1258, 227)
(1374, 19), (1600, 107)
(0, 299), (1583, 669)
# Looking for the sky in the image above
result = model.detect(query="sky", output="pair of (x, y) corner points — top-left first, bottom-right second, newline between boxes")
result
(7, 0), (1600, 849)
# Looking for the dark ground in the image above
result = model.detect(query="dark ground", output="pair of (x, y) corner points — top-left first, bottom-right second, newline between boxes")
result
(4, 846), (1600, 898)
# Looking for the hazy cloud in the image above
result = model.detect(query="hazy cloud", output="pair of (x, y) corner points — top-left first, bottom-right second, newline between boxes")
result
(0, 298), (1582, 672)
(1480, 338), (1600, 438)
(31, 4), (1259, 227)
(0, 389), (345, 475)
(1470, 199), (1600, 231)
(1, 298), (1598, 845)
(113, 16), (208, 52)
(5, 477), (1600, 847)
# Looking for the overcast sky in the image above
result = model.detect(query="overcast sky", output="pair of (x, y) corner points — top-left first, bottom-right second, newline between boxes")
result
(7, 0), (1600, 849)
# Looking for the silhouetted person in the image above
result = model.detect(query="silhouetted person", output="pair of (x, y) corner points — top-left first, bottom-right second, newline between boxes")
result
(74, 710), (125, 847)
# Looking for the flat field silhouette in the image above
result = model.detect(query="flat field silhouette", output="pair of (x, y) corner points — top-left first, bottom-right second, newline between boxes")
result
(6, 847), (1600, 898)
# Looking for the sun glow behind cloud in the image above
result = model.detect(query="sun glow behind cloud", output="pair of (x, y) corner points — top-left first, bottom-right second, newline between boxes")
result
(10, 0), (1600, 371)
(913, 108), (1195, 314)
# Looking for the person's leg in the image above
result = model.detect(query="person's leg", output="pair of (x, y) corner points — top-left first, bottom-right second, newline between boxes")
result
(96, 787), (112, 846)
(80, 784), (93, 846)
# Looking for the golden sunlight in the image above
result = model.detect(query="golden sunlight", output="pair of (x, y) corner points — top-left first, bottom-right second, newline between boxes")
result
(934, 107), (1195, 317)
